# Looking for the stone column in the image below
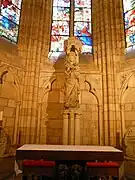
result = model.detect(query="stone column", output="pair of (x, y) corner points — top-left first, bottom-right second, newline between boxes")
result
(69, 110), (75, 145)
(18, 0), (52, 144)
(36, 103), (41, 144)
(98, 105), (104, 145)
(93, 0), (125, 146)
(120, 104), (125, 138)
(44, 118), (49, 144)
(63, 111), (69, 145)
(75, 112), (80, 145)
(13, 101), (20, 145)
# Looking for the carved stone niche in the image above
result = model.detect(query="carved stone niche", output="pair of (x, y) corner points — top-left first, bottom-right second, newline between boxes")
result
(124, 126), (135, 159)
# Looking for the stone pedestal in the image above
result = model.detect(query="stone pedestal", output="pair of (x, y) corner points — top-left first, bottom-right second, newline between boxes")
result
(63, 111), (69, 145)
(62, 110), (81, 145)
(69, 110), (75, 145)
(75, 112), (80, 145)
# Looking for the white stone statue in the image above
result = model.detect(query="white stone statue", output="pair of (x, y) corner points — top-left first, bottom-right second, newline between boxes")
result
(65, 44), (79, 73)
(64, 44), (80, 108)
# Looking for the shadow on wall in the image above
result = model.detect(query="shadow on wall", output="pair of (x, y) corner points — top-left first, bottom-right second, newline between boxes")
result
(45, 58), (65, 145)
(45, 55), (99, 145)
(80, 80), (99, 145)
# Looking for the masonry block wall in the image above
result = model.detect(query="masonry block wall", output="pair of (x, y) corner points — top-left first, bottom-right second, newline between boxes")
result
(0, 0), (135, 150)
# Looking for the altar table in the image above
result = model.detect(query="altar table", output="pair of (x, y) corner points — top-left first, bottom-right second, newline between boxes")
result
(16, 145), (124, 162)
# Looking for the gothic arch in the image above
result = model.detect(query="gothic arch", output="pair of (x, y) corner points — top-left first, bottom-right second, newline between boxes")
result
(120, 72), (135, 138)
(120, 72), (135, 104)
(85, 80), (99, 105)
(39, 77), (56, 103)
(38, 76), (65, 144)
(0, 65), (22, 145)
(0, 65), (21, 102)
(80, 80), (99, 145)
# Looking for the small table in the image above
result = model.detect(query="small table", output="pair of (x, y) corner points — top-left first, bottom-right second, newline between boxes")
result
(16, 144), (124, 162)
(16, 145), (124, 179)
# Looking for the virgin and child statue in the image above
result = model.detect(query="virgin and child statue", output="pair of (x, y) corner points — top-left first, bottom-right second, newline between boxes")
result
(64, 44), (80, 108)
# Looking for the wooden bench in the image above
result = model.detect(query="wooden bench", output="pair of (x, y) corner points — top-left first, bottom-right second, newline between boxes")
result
(86, 162), (119, 180)
(22, 160), (56, 180)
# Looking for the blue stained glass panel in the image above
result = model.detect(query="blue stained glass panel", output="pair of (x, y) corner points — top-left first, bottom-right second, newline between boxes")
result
(1, 3), (20, 24)
(126, 26), (135, 48)
(74, 8), (91, 21)
(123, 0), (135, 49)
(50, 35), (69, 52)
(74, 0), (91, 8)
(53, 7), (70, 21)
(77, 35), (92, 46)
(53, 0), (70, 7)
(50, 0), (92, 59)
(74, 22), (92, 36)
(0, 15), (18, 42)
(51, 21), (69, 36)
(125, 10), (135, 29)
(0, 0), (22, 43)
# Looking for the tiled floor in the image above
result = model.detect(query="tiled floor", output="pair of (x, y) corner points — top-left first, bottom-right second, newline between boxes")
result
(0, 157), (135, 180)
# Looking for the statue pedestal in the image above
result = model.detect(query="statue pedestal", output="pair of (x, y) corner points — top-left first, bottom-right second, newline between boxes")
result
(62, 109), (81, 145)
(63, 111), (69, 145)
(75, 112), (80, 145)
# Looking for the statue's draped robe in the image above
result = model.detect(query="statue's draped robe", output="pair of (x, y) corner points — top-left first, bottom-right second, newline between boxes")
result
(64, 46), (80, 108)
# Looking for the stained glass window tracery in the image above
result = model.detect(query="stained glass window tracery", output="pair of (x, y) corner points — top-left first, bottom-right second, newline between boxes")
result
(123, 0), (135, 50)
(50, 0), (92, 61)
(0, 0), (23, 43)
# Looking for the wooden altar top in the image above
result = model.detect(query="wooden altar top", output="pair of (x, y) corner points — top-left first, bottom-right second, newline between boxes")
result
(16, 144), (124, 161)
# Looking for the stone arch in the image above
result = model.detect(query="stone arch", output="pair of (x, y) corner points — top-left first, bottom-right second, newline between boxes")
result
(85, 80), (99, 104)
(39, 77), (56, 103)
(80, 80), (99, 145)
(39, 76), (64, 144)
(120, 72), (135, 103)
(0, 65), (21, 145)
(120, 72), (135, 139)
(0, 64), (21, 102)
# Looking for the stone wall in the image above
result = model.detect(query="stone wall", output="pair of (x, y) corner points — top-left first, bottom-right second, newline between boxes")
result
(119, 62), (135, 139)
(1, 0), (135, 150)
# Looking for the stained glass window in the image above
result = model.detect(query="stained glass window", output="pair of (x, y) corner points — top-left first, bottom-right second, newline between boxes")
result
(123, 0), (135, 49)
(0, 0), (23, 43)
(50, 0), (92, 61)
(74, 0), (92, 53)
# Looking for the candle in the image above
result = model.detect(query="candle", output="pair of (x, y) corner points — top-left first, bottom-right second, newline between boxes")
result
(0, 111), (3, 120)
